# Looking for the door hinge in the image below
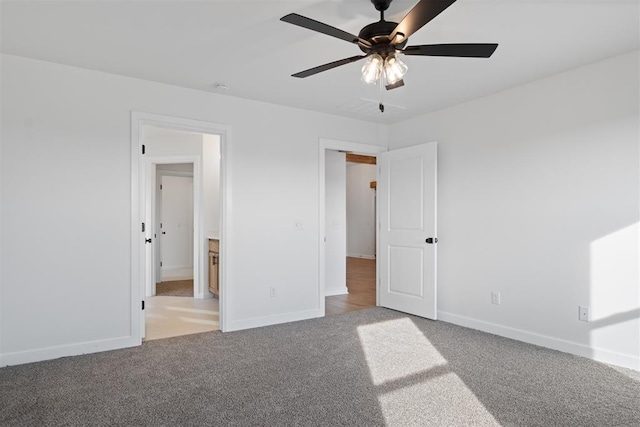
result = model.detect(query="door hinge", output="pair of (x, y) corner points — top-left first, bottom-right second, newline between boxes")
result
(142, 301), (145, 310)
(141, 144), (146, 155)
(160, 261), (163, 267)
(141, 222), (145, 232)
(160, 184), (162, 190)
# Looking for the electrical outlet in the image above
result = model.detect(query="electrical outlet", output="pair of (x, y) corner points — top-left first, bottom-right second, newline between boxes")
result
(270, 287), (277, 298)
(491, 291), (501, 305)
(579, 306), (590, 322)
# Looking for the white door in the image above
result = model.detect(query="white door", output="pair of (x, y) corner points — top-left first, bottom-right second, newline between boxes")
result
(160, 175), (194, 281)
(378, 142), (437, 319)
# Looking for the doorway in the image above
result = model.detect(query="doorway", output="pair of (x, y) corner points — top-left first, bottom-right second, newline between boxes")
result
(325, 151), (378, 316)
(131, 112), (230, 343)
(319, 139), (438, 321)
(157, 164), (195, 288)
(144, 161), (219, 340)
(319, 139), (386, 316)
(141, 131), (220, 340)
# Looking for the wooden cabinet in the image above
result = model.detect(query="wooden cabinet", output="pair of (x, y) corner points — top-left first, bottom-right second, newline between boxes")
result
(208, 239), (219, 297)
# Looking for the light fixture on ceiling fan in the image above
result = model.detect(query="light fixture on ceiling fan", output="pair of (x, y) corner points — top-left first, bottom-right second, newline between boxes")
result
(281, 0), (498, 112)
(361, 53), (408, 86)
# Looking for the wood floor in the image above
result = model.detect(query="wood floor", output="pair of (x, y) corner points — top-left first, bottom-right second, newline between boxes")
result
(146, 278), (217, 340)
(145, 295), (219, 341)
(146, 257), (374, 339)
(325, 257), (376, 316)
(155, 279), (194, 297)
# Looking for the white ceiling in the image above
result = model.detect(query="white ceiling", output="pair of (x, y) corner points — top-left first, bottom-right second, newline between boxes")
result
(1, 0), (638, 124)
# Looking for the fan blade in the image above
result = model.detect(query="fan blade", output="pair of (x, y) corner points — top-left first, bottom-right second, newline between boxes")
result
(402, 43), (498, 58)
(390, 0), (457, 43)
(292, 55), (367, 78)
(281, 13), (371, 48)
(385, 79), (405, 90)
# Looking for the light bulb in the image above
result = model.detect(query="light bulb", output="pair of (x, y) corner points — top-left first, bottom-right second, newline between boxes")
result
(361, 54), (383, 84)
(384, 55), (408, 85)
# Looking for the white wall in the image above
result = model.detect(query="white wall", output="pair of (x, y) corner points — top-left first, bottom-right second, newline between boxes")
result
(157, 163), (194, 173)
(144, 126), (203, 155)
(388, 50), (640, 370)
(346, 162), (377, 259)
(325, 150), (347, 296)
(2, 49), (635, 371)
(0, 54), (387, 365)
(202, 134), (221, 239)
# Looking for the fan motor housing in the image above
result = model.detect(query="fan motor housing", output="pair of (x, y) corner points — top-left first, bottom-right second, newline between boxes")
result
(371, 0), (393, 11)
(358, 20), (407, 54)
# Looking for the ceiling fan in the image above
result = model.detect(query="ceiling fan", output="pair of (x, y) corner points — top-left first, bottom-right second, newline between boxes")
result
(281, 0), (497, 93)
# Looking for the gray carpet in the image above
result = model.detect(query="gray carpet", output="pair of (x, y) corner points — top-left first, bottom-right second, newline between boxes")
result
(1, 308), (638, 426)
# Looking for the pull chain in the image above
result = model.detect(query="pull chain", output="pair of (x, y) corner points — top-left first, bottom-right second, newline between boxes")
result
(378, 73), (385, 113)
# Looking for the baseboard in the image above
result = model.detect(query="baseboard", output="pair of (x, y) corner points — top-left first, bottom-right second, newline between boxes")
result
(438, 311), (640, 371)
(196, 291), (214, 299)
(325, 286), (349, 296)
(226, 308), (323, 332)
(347, 253), (376, 260)
(0, 336), (140, 368)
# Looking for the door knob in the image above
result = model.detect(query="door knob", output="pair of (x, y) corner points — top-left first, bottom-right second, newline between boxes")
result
(162, 231), (166, 235)
(425, 237), (438, 244)
(145, 238), (152, 244)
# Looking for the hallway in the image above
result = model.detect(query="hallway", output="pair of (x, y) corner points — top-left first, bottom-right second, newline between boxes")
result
(325, 257), (376, 316)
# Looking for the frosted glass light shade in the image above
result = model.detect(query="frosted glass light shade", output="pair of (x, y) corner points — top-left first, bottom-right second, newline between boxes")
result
(361, 54), (383, 84)
(384, 55), (408, 85)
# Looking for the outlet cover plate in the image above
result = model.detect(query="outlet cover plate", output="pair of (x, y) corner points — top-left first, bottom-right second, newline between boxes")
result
(579, 306), (590, 322)
(491, 291), (501, 305)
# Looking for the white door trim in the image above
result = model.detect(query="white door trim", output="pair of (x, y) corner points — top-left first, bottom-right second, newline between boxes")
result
(131, 111), (231, 344)
(318, 138), (387, 315)
(157, 169), (194, 178)
(155, 167), (194, 288)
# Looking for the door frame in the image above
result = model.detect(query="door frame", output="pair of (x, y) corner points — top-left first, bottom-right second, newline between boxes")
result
(147, 158), (198, 297)
(131, 112), (231, 343)
(318, 138), (387, 315)
(154, 167), (195, 288)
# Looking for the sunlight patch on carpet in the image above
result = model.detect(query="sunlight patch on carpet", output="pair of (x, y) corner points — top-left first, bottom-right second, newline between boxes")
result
(357, 317), (499, 426)
(377, 373), (500, 426)
(357, 317), (447, 385)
